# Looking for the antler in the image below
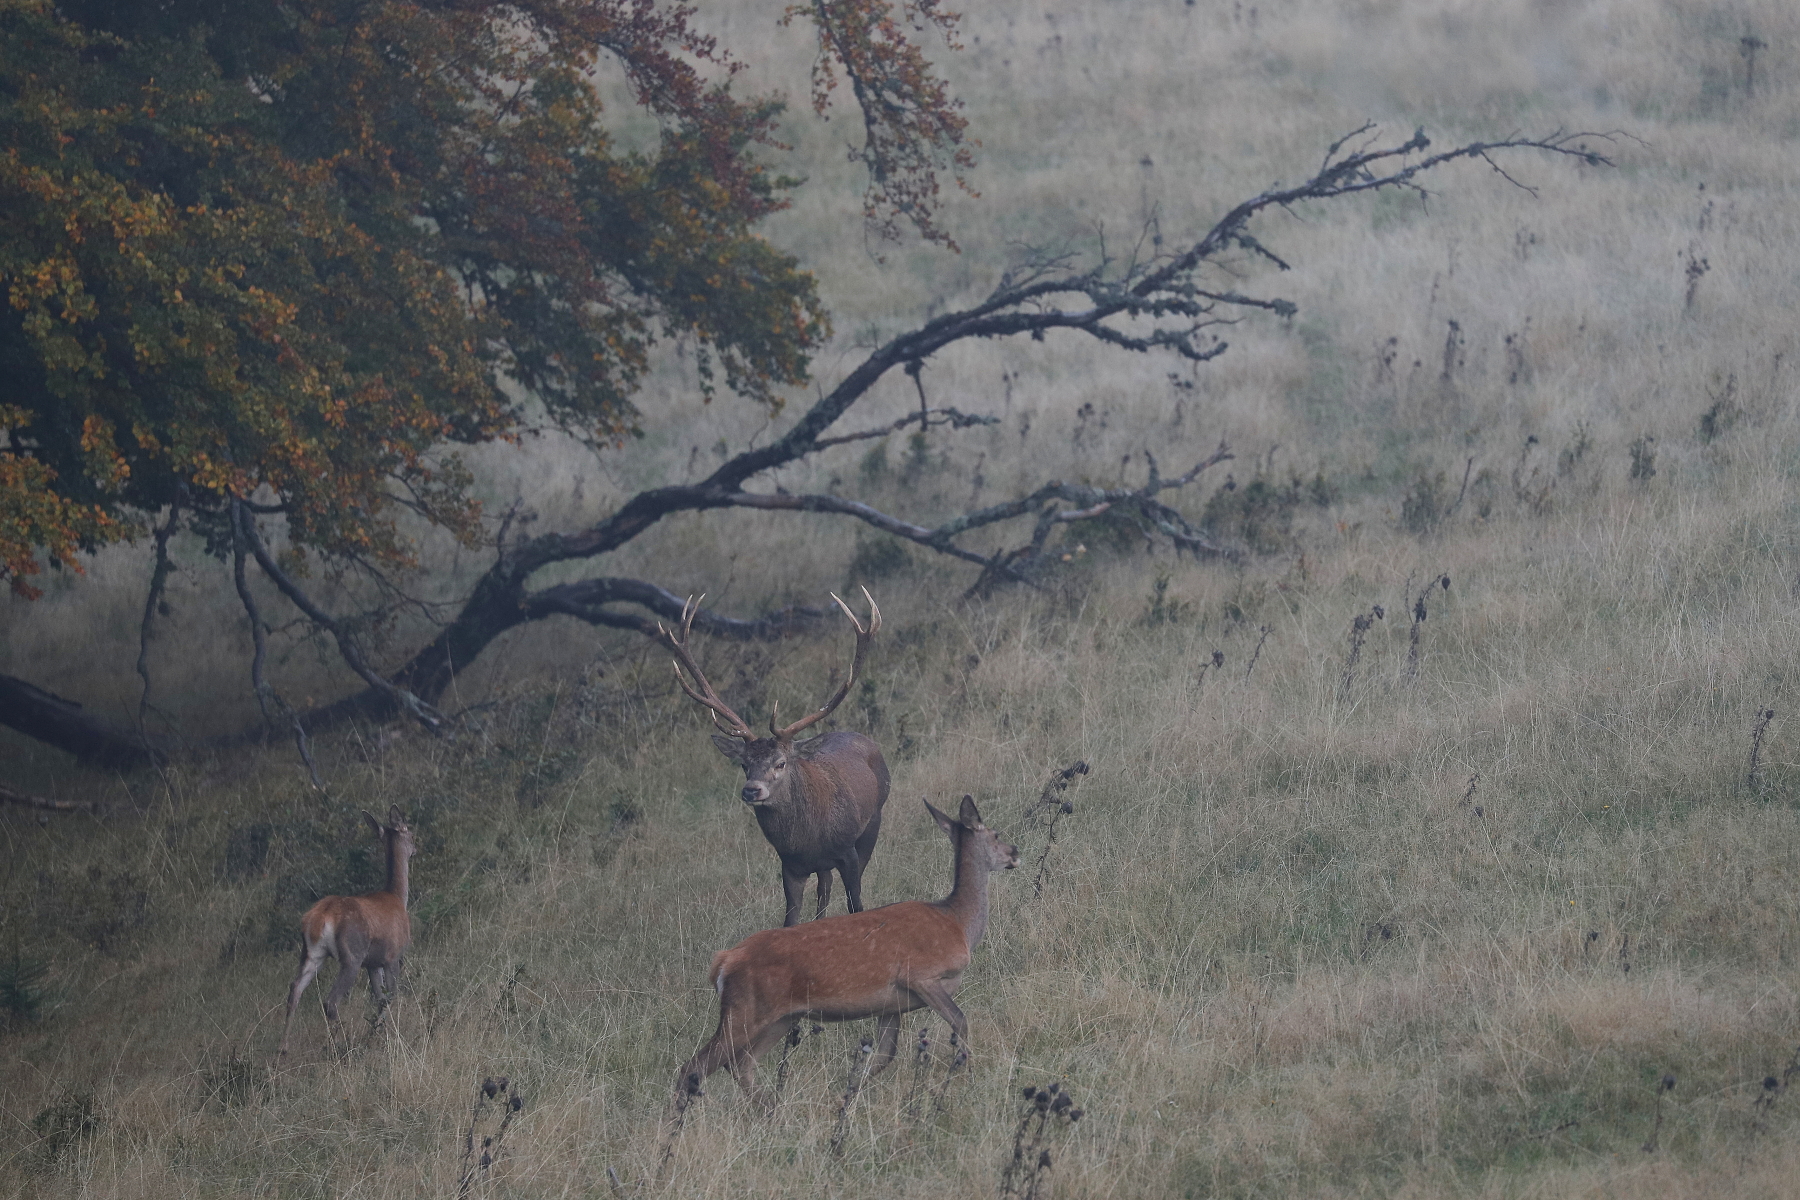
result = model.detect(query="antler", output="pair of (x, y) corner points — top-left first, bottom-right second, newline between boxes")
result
(772, 587), (882, 739)
(658, 594), (756, 741)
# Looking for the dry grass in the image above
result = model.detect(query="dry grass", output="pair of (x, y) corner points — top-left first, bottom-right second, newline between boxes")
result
(8, 0), (1800, 1195)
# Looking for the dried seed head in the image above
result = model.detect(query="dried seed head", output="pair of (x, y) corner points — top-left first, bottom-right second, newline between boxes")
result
(1023, 1086), (1038, 1100)
(1036, 1092), (1052, 1111)
(1060, 800), (1075, 814)
(483, 1136), (493, 1148)
(1047, 1082), (1060, 1095)
(1053, 1093), (1073, 1112)
(480, 1153), (492, 1169)
(1372, 605), (1385, 619)
(1661, 1073), (1677, 1092)
(1211, 650), (1225, 668)
(510, 1095), (523, 1112)
(1069, 1108), (1085, 1122)
(1037, 1150), (1052, 1168)
(1765, 1077), (1780, 1091)
(482, 1078), (499, 1099)
(496, 1076), (510, 1093)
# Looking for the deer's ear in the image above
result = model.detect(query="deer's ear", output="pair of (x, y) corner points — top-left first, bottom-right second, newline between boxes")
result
(362, 809), (384, 836)
(923, 798), (958, 839)
(388, 804), (406, 828)
(958, 794), (982, 827)
(793, 734), (828, 758)
(711, 734), (748, 764)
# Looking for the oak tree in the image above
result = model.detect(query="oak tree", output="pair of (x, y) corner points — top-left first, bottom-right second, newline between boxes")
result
(0, 0), (1611, 773)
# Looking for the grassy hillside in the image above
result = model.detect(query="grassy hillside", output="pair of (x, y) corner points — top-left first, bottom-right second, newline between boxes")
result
(7, 0), (1800, 1195)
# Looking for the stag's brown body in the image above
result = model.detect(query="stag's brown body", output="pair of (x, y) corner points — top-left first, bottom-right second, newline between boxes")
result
(277, 806), (415, 1057)
(663, 591), (889, 927)
(676, 795), (1017, 1109)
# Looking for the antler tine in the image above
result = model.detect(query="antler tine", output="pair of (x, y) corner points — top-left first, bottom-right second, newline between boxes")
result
(660, 594), (754, 741)
(860, 584), (882, 635)
(774, 590), (882, 739)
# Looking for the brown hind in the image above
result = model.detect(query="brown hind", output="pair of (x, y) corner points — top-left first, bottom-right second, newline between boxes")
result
(675, 795), (1017, 1111)
(277, 805), (415, 1056)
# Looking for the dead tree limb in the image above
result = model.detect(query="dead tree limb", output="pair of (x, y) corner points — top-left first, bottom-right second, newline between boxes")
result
(0, 674), (168, 770)
(0, 781), (97, 814)
(231, 501), (322, 787)
(6, 126), (1619, 758)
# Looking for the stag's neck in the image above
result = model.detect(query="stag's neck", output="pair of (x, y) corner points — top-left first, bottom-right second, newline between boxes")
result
(940, 834), (992, 952)
(386, 836), (410, 909)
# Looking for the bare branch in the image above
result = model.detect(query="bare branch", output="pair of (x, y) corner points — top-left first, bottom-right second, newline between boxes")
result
(231, 500), (322, 788)
(812, 405), (1000, 450)
(136, 494), (181, 733)
(235, 504), (444, 733)
(254, 126), (1609, 720)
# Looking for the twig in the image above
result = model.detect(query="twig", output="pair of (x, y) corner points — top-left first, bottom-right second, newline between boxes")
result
(1025, 761), (1089, 899)
(135, 493), (181, 734)
(1749, 707), (1775, 788)
(457, 1076), (524, 1198)
(235, 503), (444, 733)
(828, 1036), (875, 1157)
(1244, 625), (1272, 679)
(231, 501), (322, 788)
(1340, 605), (1385, 697)
(1642, 1072), (1676, 1152)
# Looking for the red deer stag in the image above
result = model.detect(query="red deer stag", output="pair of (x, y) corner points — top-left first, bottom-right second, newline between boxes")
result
(277, 806), (415, 1056)
(661, 590), (888, 927)
(675, 795), (1017, 1110)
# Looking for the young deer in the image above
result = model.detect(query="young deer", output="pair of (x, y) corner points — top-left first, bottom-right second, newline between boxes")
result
(277, 805), (416, 1057)
(674, 795), (1018, 1110)
(660, 590), (889, 927)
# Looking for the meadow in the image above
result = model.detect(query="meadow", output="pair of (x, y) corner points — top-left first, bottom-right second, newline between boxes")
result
(6, 0), (1800, 1195)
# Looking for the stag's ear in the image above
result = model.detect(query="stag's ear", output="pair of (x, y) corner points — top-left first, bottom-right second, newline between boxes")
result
(793, 734), (828, 758)
(923, 798), (958, 840)
(711, 734), (749, 764)
(362, 809), (384, 836)
(388, 804), (406, 828)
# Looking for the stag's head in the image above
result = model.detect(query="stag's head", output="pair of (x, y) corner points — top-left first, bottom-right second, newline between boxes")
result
(712, 731), (815, 805)
(661, 589), (881, 807)
(926, 795), (1019, 872)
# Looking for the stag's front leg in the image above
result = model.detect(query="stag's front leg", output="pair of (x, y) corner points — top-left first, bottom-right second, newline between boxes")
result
(780, 867), (809, 927)
(813, 870), (834, 920)
(837, 852), (867, 914)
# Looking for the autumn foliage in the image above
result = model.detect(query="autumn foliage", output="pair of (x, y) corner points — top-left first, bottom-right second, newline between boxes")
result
(0, 0), (935, 594)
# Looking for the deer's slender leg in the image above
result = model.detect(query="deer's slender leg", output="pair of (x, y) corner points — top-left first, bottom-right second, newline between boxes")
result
(729, 1016), (800, 1112)
(323, 933), (368, 1024)
(278, 940), (330, 1056)
(854, 806), (883, 868)
(780, 867), (809, 927)
(813, 869), (834, 920)
(908, 980), (968, 1046)
(837, 851), (868, 914)
(868, 1012), (902, 1078)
